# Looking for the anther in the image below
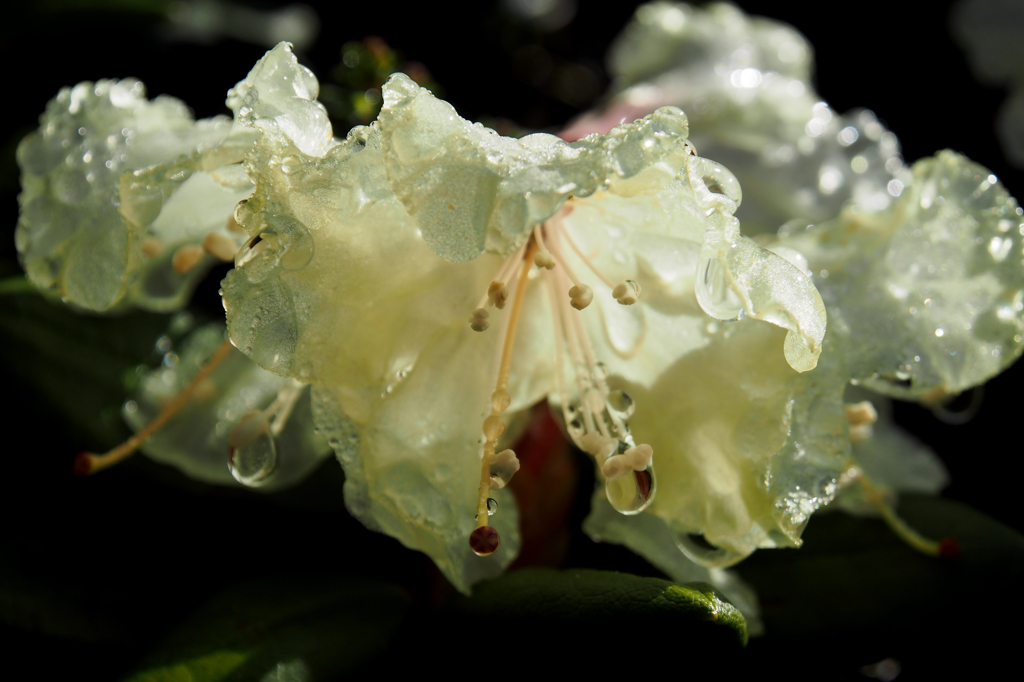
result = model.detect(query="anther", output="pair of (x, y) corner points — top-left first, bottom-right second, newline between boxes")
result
(489, 448), (519, 489)
(602, 444), (653, 480)
(469, 307), (490, 332)
(845, 401), (878, 442)
(578, 432), (617, 462)
(569, 283), (594, 310)
(488, 281), (509, 309)
(202, 231), (238, 262)
(534, 250), (556, 269)
(172, 244), (204, 274)
(612, 280), (641, 305)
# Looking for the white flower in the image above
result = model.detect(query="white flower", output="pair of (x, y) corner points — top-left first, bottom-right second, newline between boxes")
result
(220, 43), (829, 592)
(16, 76), (256, 311)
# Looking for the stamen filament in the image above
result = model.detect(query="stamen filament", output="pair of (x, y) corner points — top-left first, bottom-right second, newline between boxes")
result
(75, 338), (235, 476)
(266, 379), (305, 437)
(543, 269), (572, 424)
(860, 475), (947, 557)
(556, 217), (617, 290)
(475, 242), (529, 311)
(554, 268), (598, 435)
(475, 238), (539, 527)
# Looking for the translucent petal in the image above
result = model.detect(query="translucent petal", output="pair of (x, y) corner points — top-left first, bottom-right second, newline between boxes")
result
(125, 323), (330, 489)
(616, 317), (848, 561)
(311, 329), (524, 594)
(379, 73), (702, 262)
(16, 75), (254, 311)
(688, 156), (826, 371)
(591, 2), (910, 235)
(783, 150), (1024, 396)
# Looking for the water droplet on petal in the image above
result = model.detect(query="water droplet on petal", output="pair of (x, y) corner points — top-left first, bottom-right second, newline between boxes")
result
(606, 464), (656, 514)
(228, 423), (277, 488)
(607, 389), (635, 419)
(474, 498), (498, 519)
(696, 256), (744, 320)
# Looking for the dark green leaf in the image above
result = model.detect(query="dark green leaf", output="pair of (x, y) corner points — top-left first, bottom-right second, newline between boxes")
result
(452, 567), (747, 644)
(125, 576), (410, 682)
(736, 495), (1024, 665)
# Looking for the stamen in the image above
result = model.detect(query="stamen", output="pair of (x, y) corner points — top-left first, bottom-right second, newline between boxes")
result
(226, 379), (304, 487)
(555, 212), (642, 306)
(471, 243), (528, 320)
(489, 448), (520, 489)
(469, 307), (490, 332)
(845, 401), (877, 443)
(471, 237), (539, 555)
(611, 280), (641, 305)
(74, 338), (235, 476)
(532, 224), (556, 269)
(545, 221), (593, 311)
(172, 244), (204, 274)
(858, 474), (958, 558)
(202, 231), (239, 262)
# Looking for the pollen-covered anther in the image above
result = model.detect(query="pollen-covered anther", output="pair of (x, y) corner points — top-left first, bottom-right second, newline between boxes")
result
(612, 280), (641, 305)
(534, 250), (556, 269)
(202, 231), (239, 262)
(578, 432), (617, 461)
(568, 283), (594, 310)
(602, 445), (653, 481)
(172, 244), (204, 274)
(469, 307), (490, 332)
(487, 280), (509, 309)
(489, 448), (519, 489)
(845, 400), (878, 443)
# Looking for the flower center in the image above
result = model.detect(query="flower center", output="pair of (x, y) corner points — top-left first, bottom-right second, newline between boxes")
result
(467, 201), (657, 557)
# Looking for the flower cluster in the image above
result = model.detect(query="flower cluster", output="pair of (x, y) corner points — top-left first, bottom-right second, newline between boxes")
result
(15, 1), (1024, 607)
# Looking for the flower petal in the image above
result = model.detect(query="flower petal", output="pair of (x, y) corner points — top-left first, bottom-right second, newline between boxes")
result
(784, 150), (1024, 396)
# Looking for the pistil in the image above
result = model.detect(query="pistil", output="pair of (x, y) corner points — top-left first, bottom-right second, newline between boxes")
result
(74, 338), (235, 476)
(470, 237), (539, 555)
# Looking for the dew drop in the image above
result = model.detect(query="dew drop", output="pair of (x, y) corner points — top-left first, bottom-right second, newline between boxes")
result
(696, 256), (744, 320)
(228, 433), (277, 487)
(280, 155), (302, 174)
(607, 389), (635, 419)
(606, 464), (656, 514)
(233, 198), (253, 226)
(475, 498), (498, 519)
(568, 416), (585, 438)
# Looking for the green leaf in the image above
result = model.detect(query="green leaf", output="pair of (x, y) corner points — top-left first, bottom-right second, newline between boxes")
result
(451, 567), (747, 645)
(0, 285), (174, 446)
(125, 576), (411, 682)
(736, 495), (1024, 659)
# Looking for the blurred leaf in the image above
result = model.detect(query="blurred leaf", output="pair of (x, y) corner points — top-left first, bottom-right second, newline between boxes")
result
(737, 495), (1024, 659)
(452, 567), (747, 644)
(0, 285), (176, 446)
(125, 576), (410, 682)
